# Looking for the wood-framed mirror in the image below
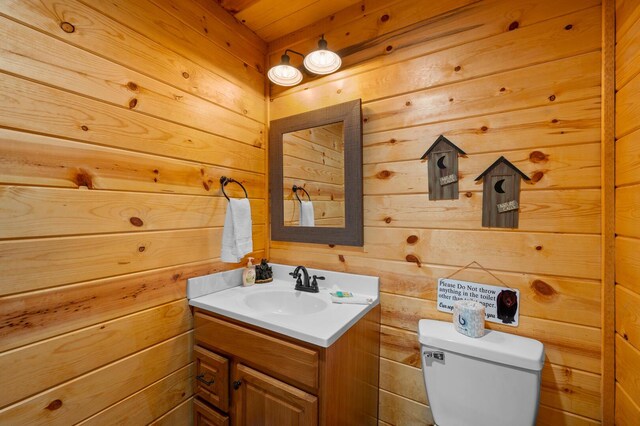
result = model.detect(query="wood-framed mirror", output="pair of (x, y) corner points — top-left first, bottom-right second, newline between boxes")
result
(269, 99), (363, 246)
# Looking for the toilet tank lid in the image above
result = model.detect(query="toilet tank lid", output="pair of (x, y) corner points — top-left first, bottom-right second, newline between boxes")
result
(418, 319), (545, 371)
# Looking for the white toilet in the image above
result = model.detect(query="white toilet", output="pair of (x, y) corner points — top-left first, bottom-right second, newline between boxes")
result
(418, 319), (545, 426)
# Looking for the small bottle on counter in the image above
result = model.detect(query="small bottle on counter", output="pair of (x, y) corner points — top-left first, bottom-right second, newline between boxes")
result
(242, 257), (256, 286)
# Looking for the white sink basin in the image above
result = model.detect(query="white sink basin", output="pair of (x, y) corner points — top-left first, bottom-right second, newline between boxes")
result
(244, 290), (329, 315)
(188, 264), (379, 347)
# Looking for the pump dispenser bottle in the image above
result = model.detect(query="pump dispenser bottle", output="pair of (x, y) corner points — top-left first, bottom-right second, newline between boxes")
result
(242, 257), (256, 286)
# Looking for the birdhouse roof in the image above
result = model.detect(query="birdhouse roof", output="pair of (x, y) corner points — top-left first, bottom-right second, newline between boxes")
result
(420, 135), (466, 160)
(474, 156), (530, 181)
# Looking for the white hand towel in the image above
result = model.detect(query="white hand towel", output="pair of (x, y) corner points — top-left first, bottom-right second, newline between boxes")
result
(220, 198), (253, 263)
(300, 201), (315, 227)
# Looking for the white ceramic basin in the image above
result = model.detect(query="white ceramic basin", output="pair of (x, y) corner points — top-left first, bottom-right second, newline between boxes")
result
(188, 265), (379, 347)
(243, 290), (329, 315)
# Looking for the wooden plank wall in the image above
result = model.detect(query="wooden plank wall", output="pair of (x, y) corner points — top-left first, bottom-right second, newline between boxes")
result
(0, 0), (267, 424)
(615, 0), (640, 423)
(283, 124), (345, 226)
(267, 0), (605, 424)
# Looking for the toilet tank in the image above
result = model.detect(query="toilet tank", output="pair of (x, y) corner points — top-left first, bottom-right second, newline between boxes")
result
(419, 319), (545, 426)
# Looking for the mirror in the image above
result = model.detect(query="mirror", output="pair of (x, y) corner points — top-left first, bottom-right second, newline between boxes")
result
(283, 122), (345, 228)
(269, 99), (363, 246)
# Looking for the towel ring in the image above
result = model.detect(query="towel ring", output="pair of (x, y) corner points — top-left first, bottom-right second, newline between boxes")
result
(220, 176), (248, 201)
(292, 185), (311, 203)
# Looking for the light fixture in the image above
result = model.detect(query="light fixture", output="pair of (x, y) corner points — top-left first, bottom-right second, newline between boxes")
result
(303, 35), (341, 75)
(267, 35), (341, 87)
(267, 50), (303, 87)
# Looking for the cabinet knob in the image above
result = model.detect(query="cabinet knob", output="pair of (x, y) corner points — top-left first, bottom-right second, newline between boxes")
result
(196, 373), (215, 386)
(232, 380), (242, 390)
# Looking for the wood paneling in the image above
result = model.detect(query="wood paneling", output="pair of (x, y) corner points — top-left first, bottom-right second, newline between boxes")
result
(268, 1), (603, 424)
(219, 0), (362, 42)
(615, 2), (640, 423)
(0, 0), (266, 424)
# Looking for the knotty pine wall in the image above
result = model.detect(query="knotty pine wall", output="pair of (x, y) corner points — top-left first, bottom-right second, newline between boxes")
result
(268, 0), (605, 424)
(0, 0), (266, 424)
(615, 0), (640, 423)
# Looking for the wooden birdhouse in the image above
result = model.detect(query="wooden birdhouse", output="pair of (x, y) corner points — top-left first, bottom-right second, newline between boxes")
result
(475, 156), (530, 228)
(421, 135), (466, 200)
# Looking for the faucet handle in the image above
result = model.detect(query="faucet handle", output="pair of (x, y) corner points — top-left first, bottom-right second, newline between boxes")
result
(311, 275), (325, 288)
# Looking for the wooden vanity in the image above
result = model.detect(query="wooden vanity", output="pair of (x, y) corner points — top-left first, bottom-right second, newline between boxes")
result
(192, 306), (380, 425)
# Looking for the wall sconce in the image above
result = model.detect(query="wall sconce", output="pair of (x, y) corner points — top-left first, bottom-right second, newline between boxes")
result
(268, 35), (341, 87)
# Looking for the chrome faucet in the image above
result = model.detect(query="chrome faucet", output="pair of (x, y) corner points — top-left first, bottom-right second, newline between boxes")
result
(289, 266), (324, 293)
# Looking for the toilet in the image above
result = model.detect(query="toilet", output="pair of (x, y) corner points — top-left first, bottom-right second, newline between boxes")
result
(418, 319), (545, 426)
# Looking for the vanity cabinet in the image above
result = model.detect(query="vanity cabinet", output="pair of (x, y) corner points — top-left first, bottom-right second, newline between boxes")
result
(192, 306), (380, 426)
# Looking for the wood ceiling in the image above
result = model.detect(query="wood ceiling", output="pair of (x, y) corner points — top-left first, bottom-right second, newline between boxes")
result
(216, 0), (361, 42)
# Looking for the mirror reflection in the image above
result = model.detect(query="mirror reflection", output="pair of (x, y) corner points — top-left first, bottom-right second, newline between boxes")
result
(282, 122), (345, 227)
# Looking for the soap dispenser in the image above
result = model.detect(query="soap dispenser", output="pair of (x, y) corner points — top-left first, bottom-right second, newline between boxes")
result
(242, 257), (256, 286)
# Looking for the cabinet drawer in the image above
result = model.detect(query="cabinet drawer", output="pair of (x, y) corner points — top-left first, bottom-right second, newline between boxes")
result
(195, 345), (229, 412)
(195, 312), (319, 389)
(194, 398), (229, 426)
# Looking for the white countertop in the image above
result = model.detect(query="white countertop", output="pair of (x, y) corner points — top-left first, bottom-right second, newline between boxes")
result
(188, 264), (379, 347)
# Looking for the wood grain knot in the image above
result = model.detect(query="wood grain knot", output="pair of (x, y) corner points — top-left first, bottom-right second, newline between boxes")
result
(380, 14), (390, 22)
(465, 192), (473, 198)
(46, 399), (63, 410)
(508, 21), (519, 31)
(329, 244), (335, 248)
(337, 89), (342, 94)
(389, 138), (397, 144)
(624, 333), (629, 340)
(449, 98), (454, 102)
(363, 117), (368, 123)
(202, 181), (210, 191)
(172, 273), (182, 282)
(405, 101), (412, 106)
(406, 235), (419, 244)
(138, 245), (146, 252)
(551, 118), (559, 123)
(242, 109), (248, 115)
(126, 81), (138, 91)
(564, 24), (573, 30)
(548, 94), (556, 102)
(376, 170), (393, 179)
(405, 254), (421, 267)
(531, 279), (557, 297)
(386, 45), (393, 52)
(338, 255), (345, 262)
(129, 217), (144, 227)
(499, 87), (506, 92)
(60, 22), (75, 33)
(128, 98), (138, 109)
(529, 151), (549, 163)
(81, 125), (89, 131)
(153, 169), (159, 174)
(182, 72), (190, 79)
(384, 217), (392, 224)
(480, 126), (488, 132)
(535, 245), (543, 251)
(75, 171), (93, 189)
(530, 171), (544, 182)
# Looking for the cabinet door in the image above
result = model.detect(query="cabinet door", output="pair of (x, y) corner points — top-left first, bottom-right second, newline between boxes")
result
(232, 363), (317, 426)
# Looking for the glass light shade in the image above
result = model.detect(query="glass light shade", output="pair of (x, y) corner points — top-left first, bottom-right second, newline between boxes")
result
(268, 54), (303, 87)
(303, 49), (341, 75)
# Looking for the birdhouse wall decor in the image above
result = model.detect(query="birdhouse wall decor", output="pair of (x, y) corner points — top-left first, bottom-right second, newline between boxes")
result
(421, 135), (466, 200)
(475, 156), (530, 229)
